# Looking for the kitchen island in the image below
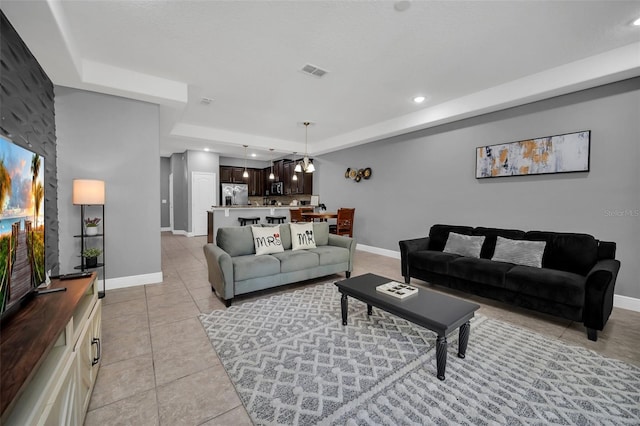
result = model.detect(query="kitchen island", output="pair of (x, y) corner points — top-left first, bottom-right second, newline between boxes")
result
(207, 206), (294, 243)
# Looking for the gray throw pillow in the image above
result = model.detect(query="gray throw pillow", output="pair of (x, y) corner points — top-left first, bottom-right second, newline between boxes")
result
(492, 236), (546, 268)
(443, 232), (485, 258)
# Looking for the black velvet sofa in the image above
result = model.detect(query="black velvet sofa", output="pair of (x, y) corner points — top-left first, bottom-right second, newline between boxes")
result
(399, 224), (620, 341)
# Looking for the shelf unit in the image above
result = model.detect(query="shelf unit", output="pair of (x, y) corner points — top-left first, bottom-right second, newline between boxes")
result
(75, 204), (105, 298)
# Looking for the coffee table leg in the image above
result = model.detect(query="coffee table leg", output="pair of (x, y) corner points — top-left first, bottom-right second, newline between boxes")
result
(458, 321), (470, 358)
(367, 304), (372, 316)
(341, 293), (348, 325)
(436, 335), (447, 381)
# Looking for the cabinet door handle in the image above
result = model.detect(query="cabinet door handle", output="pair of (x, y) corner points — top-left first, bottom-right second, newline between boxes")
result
(91, 337), (101, 366)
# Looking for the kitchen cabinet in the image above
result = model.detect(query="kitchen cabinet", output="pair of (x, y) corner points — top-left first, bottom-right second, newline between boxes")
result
(220, 166), (247, 183)
(248, 168), (264, 196)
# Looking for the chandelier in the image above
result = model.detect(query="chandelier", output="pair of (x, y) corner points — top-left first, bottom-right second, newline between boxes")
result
(294, 122), (315, 173)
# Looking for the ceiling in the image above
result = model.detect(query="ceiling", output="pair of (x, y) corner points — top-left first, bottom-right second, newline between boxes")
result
(2, 1), (640, 160)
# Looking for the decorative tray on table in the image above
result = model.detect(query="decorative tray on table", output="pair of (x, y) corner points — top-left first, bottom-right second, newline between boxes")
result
(376, 282), (419, 299)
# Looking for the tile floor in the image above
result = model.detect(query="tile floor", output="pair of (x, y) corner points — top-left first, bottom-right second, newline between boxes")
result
(84, 232), (640, 426)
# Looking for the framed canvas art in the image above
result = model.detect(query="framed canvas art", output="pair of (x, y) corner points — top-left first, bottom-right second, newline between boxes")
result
(476, 130), (590, 179)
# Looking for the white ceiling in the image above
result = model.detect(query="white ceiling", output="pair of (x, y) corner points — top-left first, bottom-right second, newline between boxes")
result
(3, 1), (640, 160)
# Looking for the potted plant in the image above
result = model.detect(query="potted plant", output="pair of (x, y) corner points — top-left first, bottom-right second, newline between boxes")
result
(82, 247), (102, 268)
(84, 217), (101, 236)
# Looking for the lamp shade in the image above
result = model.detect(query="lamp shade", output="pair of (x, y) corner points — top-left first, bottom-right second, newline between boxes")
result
(73, 179), (105, 205)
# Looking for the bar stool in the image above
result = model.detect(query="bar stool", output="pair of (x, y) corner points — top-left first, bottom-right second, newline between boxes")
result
(238, 217), (260, 226)
(266, 215), (286, 224)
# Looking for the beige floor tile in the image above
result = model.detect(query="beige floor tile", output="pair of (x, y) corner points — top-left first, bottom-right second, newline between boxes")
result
(144, 281), (187, 298)
(150, 317), (209, 350)
(147, 299), (201, 326)
(194, 296), (227, 314)
(187, 285), (215, 300)
(153, 337), (221, 386)
(101, 311), (149, 343)
(200, 405), (253, 426)
(146, 286), (193, 307)
(156, 366), (242, 426)
(101, 298), (147, 321)
(89, 354), (156, 410)
(101, 327), (152, 366)
(103, 285), (146, 305)
(84, 389), (158, 426)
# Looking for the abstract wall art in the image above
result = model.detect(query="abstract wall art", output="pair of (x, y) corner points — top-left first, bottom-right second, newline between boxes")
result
(476, 130), (590, 179)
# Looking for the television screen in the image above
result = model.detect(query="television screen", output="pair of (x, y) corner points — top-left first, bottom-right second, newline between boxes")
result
(0, 135), (45, 319)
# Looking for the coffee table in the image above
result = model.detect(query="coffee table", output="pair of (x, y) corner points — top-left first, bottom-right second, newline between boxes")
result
(335, 273), (480, 381)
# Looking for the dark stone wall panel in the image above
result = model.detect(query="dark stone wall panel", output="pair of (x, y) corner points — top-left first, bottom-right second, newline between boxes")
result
(0, 11), (59, 274)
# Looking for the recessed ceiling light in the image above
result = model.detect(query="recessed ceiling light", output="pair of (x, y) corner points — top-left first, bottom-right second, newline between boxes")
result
(204, 147), (210, 152)
(413, 96), (426, 103)
(394, 1), (411, 12)
(633, 17), (640, 26)
(251, 153), (257, 157)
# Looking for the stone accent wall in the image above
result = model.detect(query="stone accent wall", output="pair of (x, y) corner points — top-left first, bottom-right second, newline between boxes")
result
(1, 11), (59, 273)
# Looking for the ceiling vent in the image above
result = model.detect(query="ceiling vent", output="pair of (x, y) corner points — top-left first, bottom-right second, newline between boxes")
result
(300, 64), (328, 78)
(200, 97), (214, 105)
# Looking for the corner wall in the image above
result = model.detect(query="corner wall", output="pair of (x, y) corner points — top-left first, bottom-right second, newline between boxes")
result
(317, 78), (640, 299)
(55, 87), (162, 287)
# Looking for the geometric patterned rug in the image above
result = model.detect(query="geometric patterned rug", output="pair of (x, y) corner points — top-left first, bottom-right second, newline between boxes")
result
(199, 282), (640, 425)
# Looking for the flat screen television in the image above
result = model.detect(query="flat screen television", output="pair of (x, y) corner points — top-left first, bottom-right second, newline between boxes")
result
(0, 134), (45, 322)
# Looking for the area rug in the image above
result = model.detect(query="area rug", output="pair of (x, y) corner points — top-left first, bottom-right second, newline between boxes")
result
(199, 282), (640, 425)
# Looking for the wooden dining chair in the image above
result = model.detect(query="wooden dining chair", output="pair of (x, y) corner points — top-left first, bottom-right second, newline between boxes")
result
(330, 208), (355, 237)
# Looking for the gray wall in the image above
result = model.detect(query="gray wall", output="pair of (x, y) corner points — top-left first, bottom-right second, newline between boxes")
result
(0, 11), (59, 274)
(160, 157), (170, 228)
(316, 78), (640, 299)
(55, 87), (162, 281)
(186, 150), (219, 233)
(170, 153), (188, 232)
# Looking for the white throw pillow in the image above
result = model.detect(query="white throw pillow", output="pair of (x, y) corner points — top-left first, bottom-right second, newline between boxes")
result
(289, 222), (317, 251)
(251, 226), (284, 255)
(443, 232), (485, 258)
(492, 236), (546, 268)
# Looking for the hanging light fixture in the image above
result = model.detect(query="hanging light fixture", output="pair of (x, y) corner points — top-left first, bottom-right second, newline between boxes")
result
(269, 148), (275, 180)
(300, 122), (315, 173)
(292, 152), (298, 181)
(242, 145), (249, 178)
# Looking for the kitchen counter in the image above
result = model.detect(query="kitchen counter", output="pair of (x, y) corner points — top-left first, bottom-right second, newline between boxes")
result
(207, 206), (298, 243)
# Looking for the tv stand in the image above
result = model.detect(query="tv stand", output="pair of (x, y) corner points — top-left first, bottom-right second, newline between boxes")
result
(0, 273), (101, 425)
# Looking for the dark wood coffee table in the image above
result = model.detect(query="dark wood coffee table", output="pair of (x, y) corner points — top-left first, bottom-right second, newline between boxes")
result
(335, 273), (480, 381)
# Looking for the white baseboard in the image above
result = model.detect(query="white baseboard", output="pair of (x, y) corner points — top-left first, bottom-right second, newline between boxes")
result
(614, 294), (640, 312)
(356, 244), (400, 259)
(356, 244), (640, 313)
(172, 229), (188, 236)
(161, 227), (171, 232)
(105, 271), (164, 291)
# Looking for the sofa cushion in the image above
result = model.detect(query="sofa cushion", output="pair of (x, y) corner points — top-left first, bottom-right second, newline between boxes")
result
(313, 222), (330, 246)
(492, 237), (546, 268)
(408, 250), (461, 274)
(232, 254), (280, 281)
(448, 257), (514, 287)
(443, 232), (485, 258)
(263, 223), (292, 250)
(272, 250), (320, 273)
(428, 225), (474, 251)
(251, 226), (284, 255)
(217, 226), (255, 256)
(525, 231), (597, 275)
(505, 266), (585, 306)
(290, 222), (317, 251)
(308, 246), (350, 266)
(472, 227), (526, 259)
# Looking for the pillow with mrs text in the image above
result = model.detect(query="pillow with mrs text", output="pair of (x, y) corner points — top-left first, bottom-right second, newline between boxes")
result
(251, 225), (284, 255)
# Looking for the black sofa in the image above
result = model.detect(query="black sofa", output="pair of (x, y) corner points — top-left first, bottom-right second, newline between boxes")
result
(399, 224), (620, 341)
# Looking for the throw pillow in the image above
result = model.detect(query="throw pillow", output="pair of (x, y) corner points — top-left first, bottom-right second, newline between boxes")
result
(492, 236), (546, 268)
(443, 232), (485, 258)
(290, 222), (317, 251)
(251, 225), (284, 255)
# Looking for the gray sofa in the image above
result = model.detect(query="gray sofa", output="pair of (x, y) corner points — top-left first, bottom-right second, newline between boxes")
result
(203, 222), (356, 306)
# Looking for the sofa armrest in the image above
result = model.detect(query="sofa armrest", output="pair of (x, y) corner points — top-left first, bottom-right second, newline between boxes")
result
(328, 234), (356, 272)
(398, 237), (430, 278)
(583, 258), (620, 331)
(203, 244), (234, 301)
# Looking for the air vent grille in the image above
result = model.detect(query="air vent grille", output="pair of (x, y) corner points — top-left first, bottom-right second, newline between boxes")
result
(300, 64), (328, 78)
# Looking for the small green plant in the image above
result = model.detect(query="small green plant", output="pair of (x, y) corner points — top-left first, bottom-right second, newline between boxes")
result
(84, 217), (101, 227)
(82, 248), (102, 258)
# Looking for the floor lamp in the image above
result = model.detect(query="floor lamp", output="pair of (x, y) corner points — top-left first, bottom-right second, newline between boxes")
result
(72, 179), (106, 298)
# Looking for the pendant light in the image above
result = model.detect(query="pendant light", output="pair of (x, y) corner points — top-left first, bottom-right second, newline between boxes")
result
(268, 148), (275, 180)
(292, 152), (298, 181)
(300, 122), (315, 173)
(242, 145), (249, 178)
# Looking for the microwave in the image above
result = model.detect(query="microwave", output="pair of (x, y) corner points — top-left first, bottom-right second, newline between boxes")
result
(271, 181), (283, 195)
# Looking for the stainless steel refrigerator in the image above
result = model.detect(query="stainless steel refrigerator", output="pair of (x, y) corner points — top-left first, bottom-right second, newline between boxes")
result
(221, 183), (249, 206)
